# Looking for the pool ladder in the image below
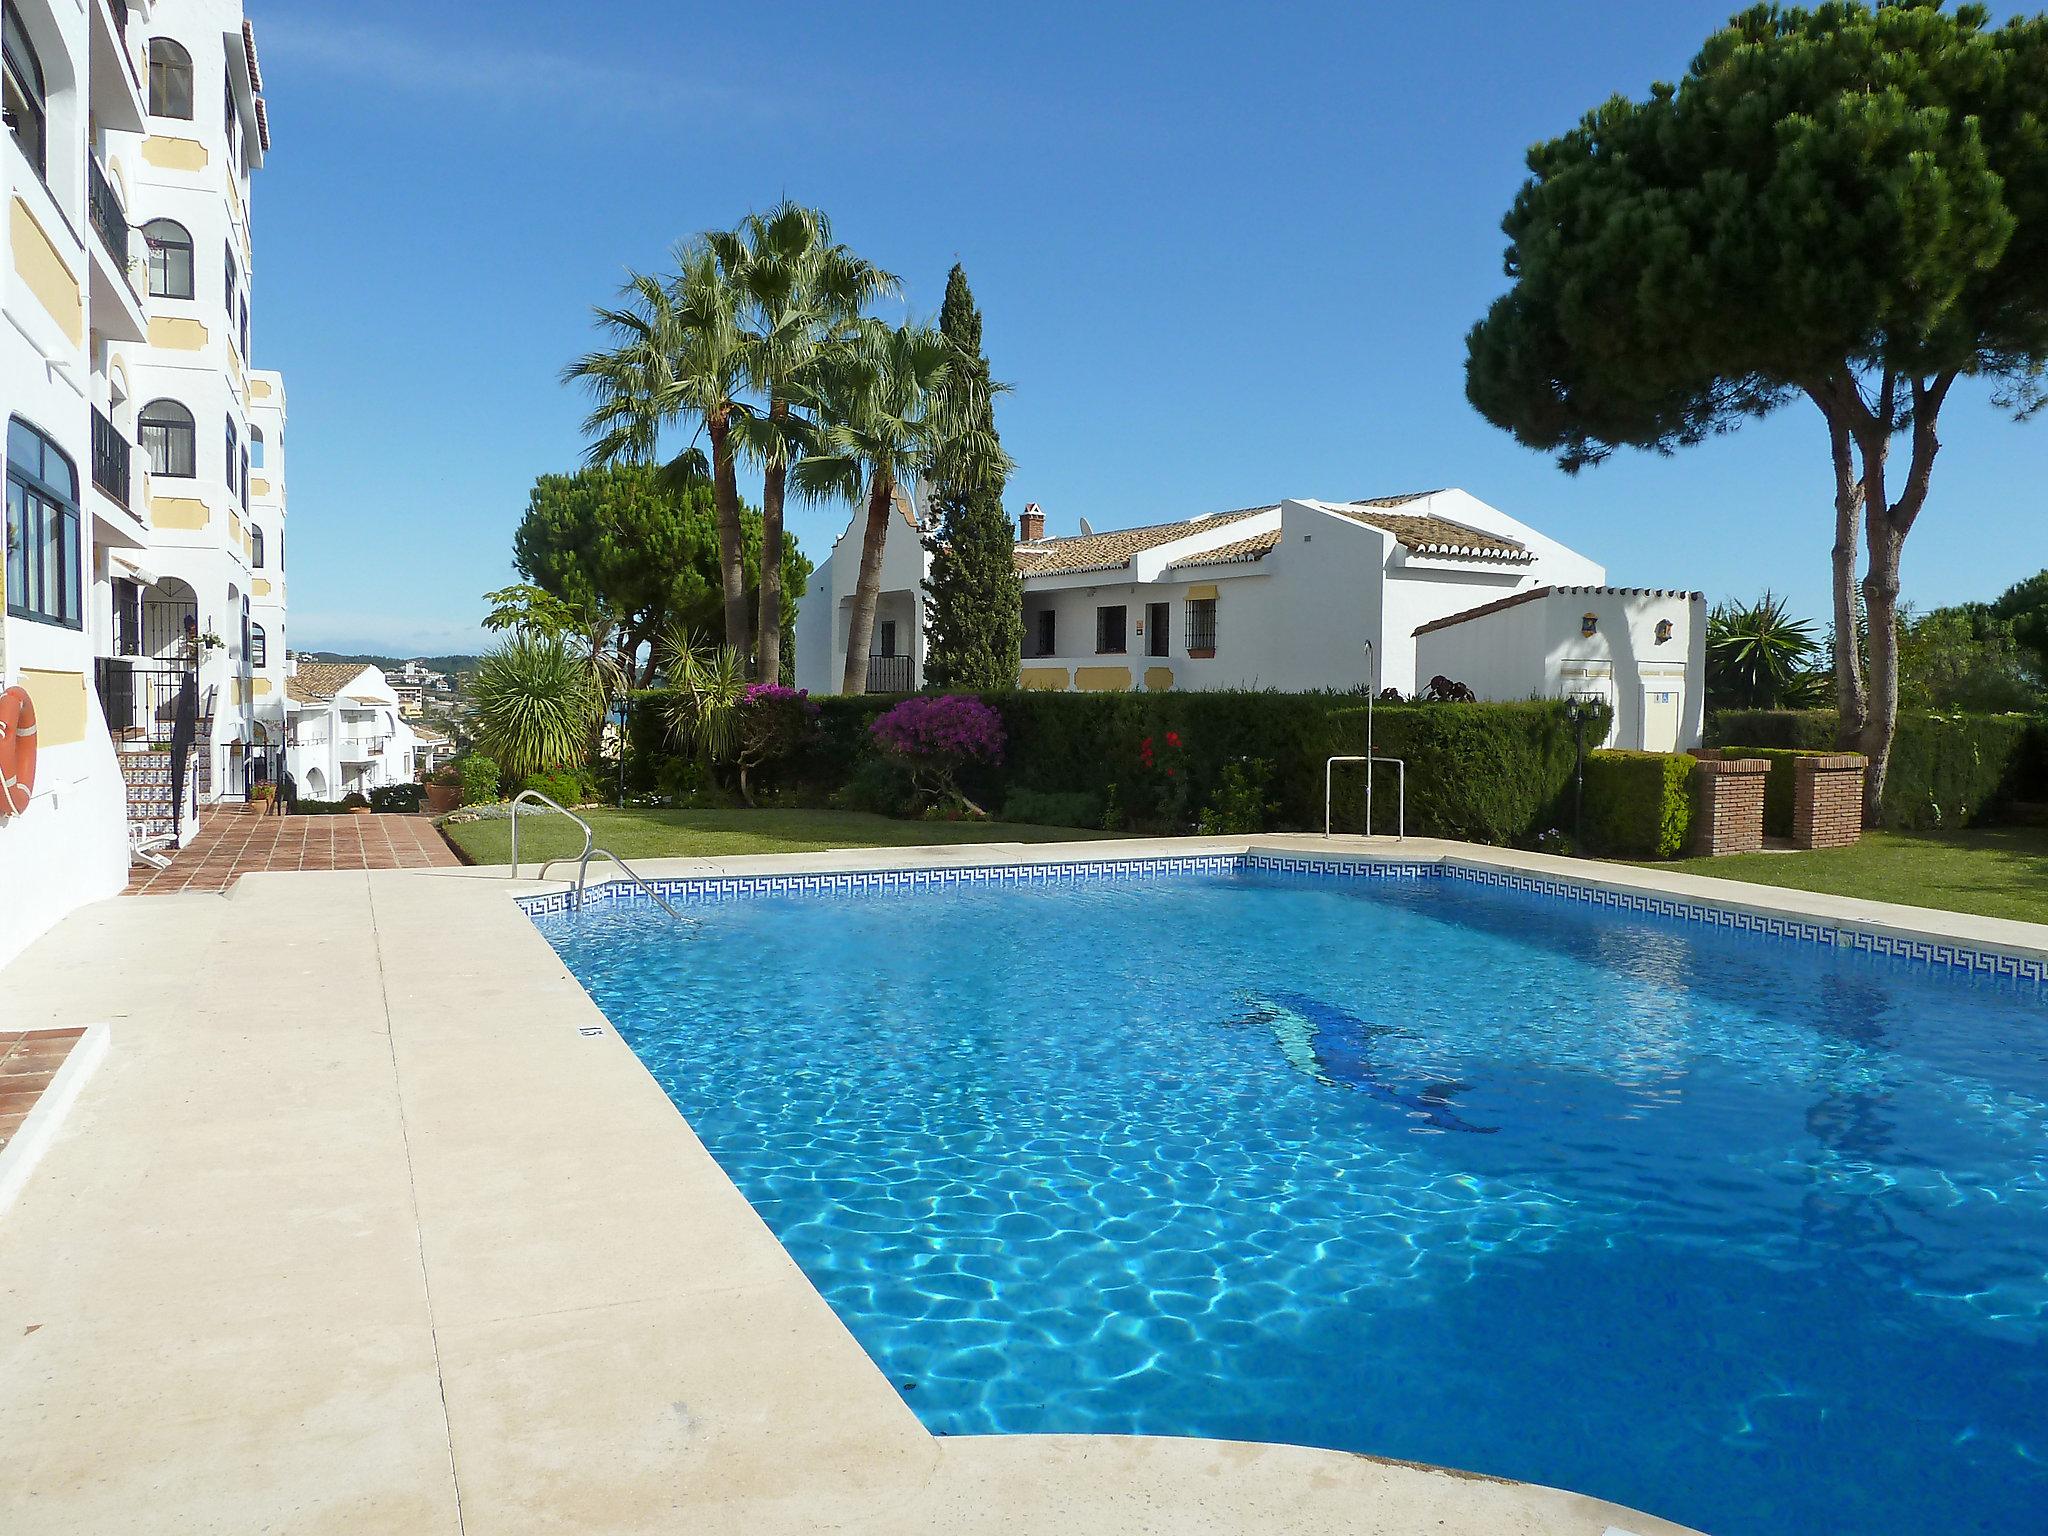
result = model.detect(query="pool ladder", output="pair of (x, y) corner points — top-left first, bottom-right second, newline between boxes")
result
(506, 790), (689, 923)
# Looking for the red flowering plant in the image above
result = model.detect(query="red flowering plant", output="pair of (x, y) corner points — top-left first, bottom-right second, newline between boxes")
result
(870, 694), (1006, 816)
(1136, 728), (1194, 831)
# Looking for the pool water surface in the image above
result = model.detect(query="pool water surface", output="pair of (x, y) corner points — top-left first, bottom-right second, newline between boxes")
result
(531, 864), (2048, 1536)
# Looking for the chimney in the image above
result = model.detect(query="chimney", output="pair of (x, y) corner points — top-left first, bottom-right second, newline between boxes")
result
(1018, 503), (1044, 543)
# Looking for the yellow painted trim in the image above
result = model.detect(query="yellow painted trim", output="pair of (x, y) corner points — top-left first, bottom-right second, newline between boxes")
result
(1018, 667), (1069, 692)
(148, 315), (208, 350)
(1074, 666), (1133, 693)
(252, 677), (272, 697)
(142, 135), (209, 171)
(229, 512), (243, 544)
(250, 476), (271, 497)
(250, 378), (272, 399)
(149, 495), (210, 530)
(253, 578), (272, 597)
(1184, 583), (1220, 602)
(1144, 667), (1175, 692)
(9, 199), (83, 346)
(19, 669), (88, 748)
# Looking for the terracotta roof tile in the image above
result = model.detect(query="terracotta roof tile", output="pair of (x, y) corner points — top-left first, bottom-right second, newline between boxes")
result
(1164, 529), (1282, 571)
(285, 662), (367, 704)
(1323, 499), (1531, 562)
(1412, 585), (1706, 638)
(1013, 507), (1274, 577)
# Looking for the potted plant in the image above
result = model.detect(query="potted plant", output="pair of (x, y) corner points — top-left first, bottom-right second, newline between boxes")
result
(249, 782), (277, 806)
(342, 791), (371, 816)
(424, 765), (462, 814)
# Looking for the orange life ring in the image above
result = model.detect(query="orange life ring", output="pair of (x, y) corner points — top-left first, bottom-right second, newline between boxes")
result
(0, 685), (37, 818)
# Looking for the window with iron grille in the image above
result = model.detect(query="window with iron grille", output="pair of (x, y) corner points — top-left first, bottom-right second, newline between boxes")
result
(1095, 605), (1126, 655)
(1185, 597), (1217, 654)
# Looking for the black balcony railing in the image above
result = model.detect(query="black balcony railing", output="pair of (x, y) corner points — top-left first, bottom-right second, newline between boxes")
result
(87, 157), (128, 266)
(91, 407), (132, 507)
(866, 654), (914, 693)
(95, 657), (194, 745)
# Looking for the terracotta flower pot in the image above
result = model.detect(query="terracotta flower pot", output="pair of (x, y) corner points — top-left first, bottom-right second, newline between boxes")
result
(426, 782), (461, 814)
(348, 805), (371, 815)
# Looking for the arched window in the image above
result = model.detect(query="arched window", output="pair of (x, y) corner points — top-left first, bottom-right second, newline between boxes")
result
(3, 8), (47, 176)
(251, 523), (265, 568)
(148, 38), (192, 119)
(139, 400), (196, 478)
(6, 416), (81, 629)
(224, 416), (238, 495)
(250, 623), (267, 668)
(250, 426), (265, 469)
(142, 219), (194, 299)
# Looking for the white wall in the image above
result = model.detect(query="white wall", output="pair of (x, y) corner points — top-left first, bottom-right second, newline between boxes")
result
(1415, 588), (1707, 749)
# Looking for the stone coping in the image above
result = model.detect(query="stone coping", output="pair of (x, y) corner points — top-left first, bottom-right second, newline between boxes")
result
(29, 836), (1996, 1531)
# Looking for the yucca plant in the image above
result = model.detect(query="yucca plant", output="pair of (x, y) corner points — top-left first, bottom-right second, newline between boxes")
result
(1708, 592), (1831, 711)
(471, 632), (599, 784)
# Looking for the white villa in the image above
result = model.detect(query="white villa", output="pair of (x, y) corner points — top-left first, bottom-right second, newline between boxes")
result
(283, 659), (423, 801)
(796, 489), (1704, 746)
(2, 0), (286, 965)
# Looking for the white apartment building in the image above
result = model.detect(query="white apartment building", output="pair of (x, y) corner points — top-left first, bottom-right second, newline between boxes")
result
(283, 659), (421, 801)
(790, 493), (1703, 753)
(1, 0), (284, 966)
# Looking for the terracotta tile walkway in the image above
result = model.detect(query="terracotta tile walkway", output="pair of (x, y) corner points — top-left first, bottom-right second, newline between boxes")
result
(124, 807), (461, 895)
(0, 1029), (85, 1156)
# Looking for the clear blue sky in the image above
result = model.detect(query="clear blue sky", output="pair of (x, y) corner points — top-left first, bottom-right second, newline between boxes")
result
(250, 0), (2045, 657)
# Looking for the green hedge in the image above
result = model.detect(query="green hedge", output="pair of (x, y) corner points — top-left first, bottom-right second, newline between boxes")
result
(1709, 709), (2047, 829)
(1711, 746), (1817, 838)
(1582, 750), (1696, 859)
(627, 688), (1605, 844)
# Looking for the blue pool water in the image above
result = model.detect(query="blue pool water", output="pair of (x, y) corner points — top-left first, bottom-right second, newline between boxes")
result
(531, 865), (2048, 1536)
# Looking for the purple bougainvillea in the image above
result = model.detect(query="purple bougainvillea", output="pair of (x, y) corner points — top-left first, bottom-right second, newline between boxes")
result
(871, 694), (1005, 810)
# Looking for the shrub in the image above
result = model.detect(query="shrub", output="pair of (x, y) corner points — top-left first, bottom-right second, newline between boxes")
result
(1002, 787), (1102, 829)
(1712, 746), (1832, 838)
(341, 791), (371, 811)
(291, 798), (350, 816)
(1197, 758), (1278, 834)
(368, 783), (427, 814)
(1582, 750), (1696, 859)
(834, 757), (917, 817)
(871, 694), (1006, 811)
(519, 767), (594, 808)
(457, 753), (502, 806)
(1710, 708), (2047, 828)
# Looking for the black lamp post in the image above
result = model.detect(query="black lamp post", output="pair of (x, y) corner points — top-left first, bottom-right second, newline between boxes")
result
(1564, 692), (1602, 848)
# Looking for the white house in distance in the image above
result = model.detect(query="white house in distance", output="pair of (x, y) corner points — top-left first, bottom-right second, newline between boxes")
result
(283, 659), (421, 800)
(1415, 586), (1707, 751)
(800, 488), (1627, 695)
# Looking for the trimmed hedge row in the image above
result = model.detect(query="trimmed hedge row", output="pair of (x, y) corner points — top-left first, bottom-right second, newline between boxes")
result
(1582, 750), (1696, 859)
(1708, 709), (2048, 829)
(628, 688), (1608, 844)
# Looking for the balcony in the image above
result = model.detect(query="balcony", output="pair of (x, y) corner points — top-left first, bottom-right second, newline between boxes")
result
(87, 157), (127, 265)
(865, 654), (914, 693)
(82, 159), (146, 343)
(91, 408), (132, 508)
(340, 735), (390, 761)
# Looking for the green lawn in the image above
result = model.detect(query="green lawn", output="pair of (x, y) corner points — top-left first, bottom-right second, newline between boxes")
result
(444, 806), (1111, 867)
(1650, 826), (2048, 926)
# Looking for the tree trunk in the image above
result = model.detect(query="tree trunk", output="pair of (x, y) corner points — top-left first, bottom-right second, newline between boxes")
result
(756, 399), (789, 685)
(1850, 372), (1952, 826)
(1814, 394), (1868, 740)
(707, 412), (751, 669)
(840, 473), (896, 695)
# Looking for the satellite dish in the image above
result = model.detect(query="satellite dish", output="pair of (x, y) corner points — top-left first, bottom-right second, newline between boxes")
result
(1078, 517), (1095, 535)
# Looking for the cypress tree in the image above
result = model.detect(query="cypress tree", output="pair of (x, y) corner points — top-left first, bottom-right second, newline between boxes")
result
(922, 264), (1023, 690)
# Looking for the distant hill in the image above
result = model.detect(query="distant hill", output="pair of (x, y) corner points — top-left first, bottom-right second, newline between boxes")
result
(300, 651), (480, 674)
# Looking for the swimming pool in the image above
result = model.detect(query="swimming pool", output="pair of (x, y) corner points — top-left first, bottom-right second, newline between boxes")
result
(529, 855), (2048, 1536)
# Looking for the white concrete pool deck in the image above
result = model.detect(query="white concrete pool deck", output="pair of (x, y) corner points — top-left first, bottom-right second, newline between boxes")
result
(5, 833), (2040, 1534)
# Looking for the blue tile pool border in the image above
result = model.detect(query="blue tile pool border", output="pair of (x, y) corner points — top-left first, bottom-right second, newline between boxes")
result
(516, 851), (2048, 987)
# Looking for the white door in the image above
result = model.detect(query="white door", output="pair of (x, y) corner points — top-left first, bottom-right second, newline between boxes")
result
(1642, 686), (1682, 753)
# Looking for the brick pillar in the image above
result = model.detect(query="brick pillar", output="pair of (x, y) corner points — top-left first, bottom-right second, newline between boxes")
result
(1793, 753), (1867, 849)
(1692, 757), (1770, 856)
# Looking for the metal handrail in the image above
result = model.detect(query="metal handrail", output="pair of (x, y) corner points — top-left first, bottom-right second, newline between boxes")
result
(508, 790), (686, 924)
(507, 789), (591, 879)
(1326, 755), (1407, 840)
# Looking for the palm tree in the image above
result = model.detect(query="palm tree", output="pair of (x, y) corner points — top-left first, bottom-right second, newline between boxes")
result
(563, 246), (753, 666)
(471, 631), (600, 782)
(796, 320), (982, 694)
(1708, 592), (1832, 710)
(715, 205), (897, 684)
